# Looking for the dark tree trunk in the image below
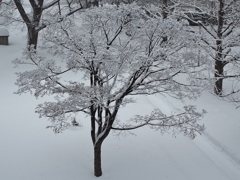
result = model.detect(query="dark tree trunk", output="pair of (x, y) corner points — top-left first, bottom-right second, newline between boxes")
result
(90, 96), (123, 177)
(94, 141), (103, 177)
(162, 0), (168, 42)
(91, 0), (99, 7)
(214, 0), (224, 96)
(27, 27), (39, 50)
(214, 60), (224, 95)
(162, 0), (168, 19)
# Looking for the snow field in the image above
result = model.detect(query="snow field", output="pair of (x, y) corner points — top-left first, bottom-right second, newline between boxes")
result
(0, 26), (240, 180)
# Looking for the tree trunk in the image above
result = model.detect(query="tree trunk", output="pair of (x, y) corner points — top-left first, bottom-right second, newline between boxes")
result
(162, 0), (168, 19)
(214, 60), (224, 95)
(94, 142), (103, 177)
(91, 0), (99, 7)
(214, 78), (223, 96)
(162, 0), (168, 42)
(27, 27), (39, 50)
(214, 0), (224, 96)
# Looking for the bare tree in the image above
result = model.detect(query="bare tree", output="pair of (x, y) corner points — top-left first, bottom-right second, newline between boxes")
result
(14, 4), (205, 177)
(0, 0), (83, 49)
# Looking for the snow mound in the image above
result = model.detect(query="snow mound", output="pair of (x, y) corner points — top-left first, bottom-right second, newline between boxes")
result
(0, 27), (9, 36)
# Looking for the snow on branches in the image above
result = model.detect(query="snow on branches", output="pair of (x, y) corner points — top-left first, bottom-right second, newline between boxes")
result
(112, 106), (205, 139)
(15, 4), (205, 140)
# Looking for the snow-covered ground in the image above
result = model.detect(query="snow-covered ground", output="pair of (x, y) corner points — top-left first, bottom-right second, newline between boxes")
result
(0, 28), (240, 180)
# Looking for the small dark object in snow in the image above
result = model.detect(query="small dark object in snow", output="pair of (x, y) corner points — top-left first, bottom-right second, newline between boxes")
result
(0, 27), (9, 45)
(72, 118), (79, 126)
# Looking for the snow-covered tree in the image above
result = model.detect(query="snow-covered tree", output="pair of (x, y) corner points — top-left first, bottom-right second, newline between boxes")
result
(14, 4), (205, 177)
(0, 0), (83, 49)
(170, 0), (240, 104)
(194, 0), (240, 102)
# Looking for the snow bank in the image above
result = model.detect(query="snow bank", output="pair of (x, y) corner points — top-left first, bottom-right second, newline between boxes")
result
(0, 27), (9, 36)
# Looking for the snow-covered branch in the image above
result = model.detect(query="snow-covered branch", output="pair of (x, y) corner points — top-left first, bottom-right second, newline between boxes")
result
(112, 106), (205, 139)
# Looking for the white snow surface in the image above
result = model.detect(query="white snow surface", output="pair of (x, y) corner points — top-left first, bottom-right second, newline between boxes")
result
(0, 28), (240, 180)
(0, 27), (9, 36)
